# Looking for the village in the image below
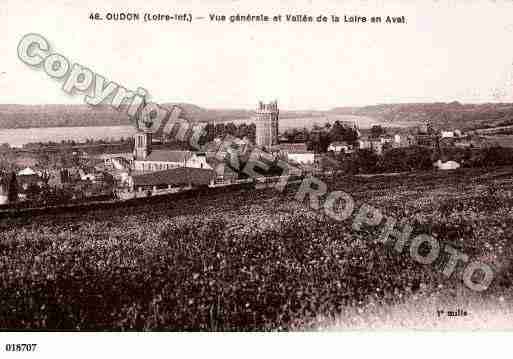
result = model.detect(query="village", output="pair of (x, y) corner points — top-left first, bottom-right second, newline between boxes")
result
(0, 100), (504, 209)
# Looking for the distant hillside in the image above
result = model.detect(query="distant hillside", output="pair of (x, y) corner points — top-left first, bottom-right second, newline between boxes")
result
(0, 103), (247, 129)
(0, 104), (130, 129)
(161, 103), (252, 122)
(2, 102), (513, 130)
(330, 102), (513, 131)
(0, 103), (326, 129)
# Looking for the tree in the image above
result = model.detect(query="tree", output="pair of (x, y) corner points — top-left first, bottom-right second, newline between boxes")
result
(370, 125), (386, 138)
(236, 123), (249, 139)
(214, 123), (226, 139)
(7, 171), (17, 202)
(247, 123), (256, 143)
(307, 129), (330, 153)
(329, 121), (359, 145)
(203, 123), (216, 143)
(25, 183), (41, 201)
(379, 146), (434, 172)
(225, 122), (237, 136)
(353, 149), (379, 173)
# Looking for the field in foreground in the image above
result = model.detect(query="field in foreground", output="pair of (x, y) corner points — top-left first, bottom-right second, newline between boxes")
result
(0, 167), (512, 330)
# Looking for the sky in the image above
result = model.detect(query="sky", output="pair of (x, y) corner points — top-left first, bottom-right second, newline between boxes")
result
(3, 0), (513, 110)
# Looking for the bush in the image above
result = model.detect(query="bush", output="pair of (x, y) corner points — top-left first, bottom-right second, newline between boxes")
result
(379, 146), (434, 172)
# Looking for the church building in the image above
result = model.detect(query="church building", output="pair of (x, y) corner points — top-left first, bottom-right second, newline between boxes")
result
(132, 123), (210, 172)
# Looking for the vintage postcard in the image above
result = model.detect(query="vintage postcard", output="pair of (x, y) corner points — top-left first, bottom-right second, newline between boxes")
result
(1, 0), (512, 355)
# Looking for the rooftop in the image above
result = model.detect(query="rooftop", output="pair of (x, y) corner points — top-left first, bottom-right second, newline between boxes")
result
(98, 153), (134, 160)
(329, 141), (351, 146)
(131, 167), (214, 187)
(274, 143), (310, 153)
(137, 150), (193, 163)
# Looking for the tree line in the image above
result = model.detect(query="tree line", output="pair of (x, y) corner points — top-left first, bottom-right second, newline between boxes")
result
(325, 145), (513, 174)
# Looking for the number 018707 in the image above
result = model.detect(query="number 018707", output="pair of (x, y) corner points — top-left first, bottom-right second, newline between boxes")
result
(5, 344), (37, 352)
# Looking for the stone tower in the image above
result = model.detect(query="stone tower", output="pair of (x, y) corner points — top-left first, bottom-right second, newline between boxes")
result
(133, 99), (153, 160)
(133, 130), (152, 160)
(255, 100), (279, 148)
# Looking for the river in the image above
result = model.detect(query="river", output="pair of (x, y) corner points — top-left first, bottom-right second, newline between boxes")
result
(0, 115), (414, 148)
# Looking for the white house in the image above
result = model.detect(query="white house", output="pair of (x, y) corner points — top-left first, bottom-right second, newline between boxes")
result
(434, 159), (460, 170)
(17, 167), (37, 176)
(288, 152), (315, 165)
(441, 131), (455, 138)
(275, 143), (315, 165)
(328, 142), (353, 154)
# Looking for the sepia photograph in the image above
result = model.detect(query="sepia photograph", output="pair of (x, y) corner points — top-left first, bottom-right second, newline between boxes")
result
(1, 0), (513, 356)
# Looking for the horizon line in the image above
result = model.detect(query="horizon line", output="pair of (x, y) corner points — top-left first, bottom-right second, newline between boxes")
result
(1, 100), (513, 112)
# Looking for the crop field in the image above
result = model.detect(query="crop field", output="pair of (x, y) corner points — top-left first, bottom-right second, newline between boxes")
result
(0, 167), (512, 330)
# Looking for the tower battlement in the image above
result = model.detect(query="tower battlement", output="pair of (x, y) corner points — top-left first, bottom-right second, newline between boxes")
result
(257, 100), (279, 112)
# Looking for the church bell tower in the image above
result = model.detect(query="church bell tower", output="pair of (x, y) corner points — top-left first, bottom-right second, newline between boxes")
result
(134, 131), (152, 160)
(133, 98), (153, 160)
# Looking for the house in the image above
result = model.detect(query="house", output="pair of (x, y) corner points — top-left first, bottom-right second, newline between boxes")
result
(453, 134), (487, 149)
(77, 167), (115, 187)
(16, 167), (44, 196)
(358, 137), (391, 155)
(414, 134), (438, 147)
(17, 167), (38, 176)
(17, 173), (44, 191)
(47, 169), (71, 189)
(211, 162), (240, 183)
(379, 135), (394, 144)
(205, 136), (251, 163)
(70, 180), (112, 199)
(434, 160), (460, 170)
(275, 143), (315, 165)
(233, 136), (252, 150)
(328, 141), (353, 154)
(16, 174), (44, 201)
(439, 137), (457, 148)
(287, 152), (315, 165)
(276, 143), (308, 153)
(99, 153), (133, 170)
(278, 135), (289, 143)
(441, 131), (455, 138)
